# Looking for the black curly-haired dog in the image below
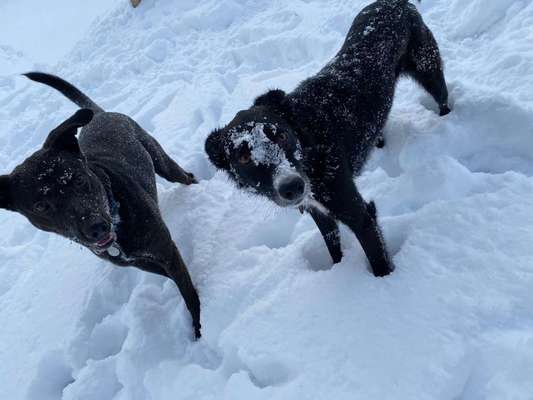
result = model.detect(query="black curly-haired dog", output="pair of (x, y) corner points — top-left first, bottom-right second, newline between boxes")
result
(205, 0), (450, 277)
(0, 73), (201, 338)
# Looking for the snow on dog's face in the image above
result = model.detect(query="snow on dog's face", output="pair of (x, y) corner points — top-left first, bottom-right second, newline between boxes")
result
(0, 110), (116, 252)
(206, 100), (309, 207)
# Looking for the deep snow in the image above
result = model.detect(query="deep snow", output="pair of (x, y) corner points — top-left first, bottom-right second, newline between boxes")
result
(1, 0), (533, 399)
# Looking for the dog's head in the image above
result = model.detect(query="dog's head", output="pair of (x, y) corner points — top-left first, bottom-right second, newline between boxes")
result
(0, 109), (117, 252)
(205, 90), (310, 207)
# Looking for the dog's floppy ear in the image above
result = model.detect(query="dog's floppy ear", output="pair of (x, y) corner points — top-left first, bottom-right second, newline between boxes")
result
(205, 129), (230, 170)
(0, 175), (12, 210)
(254, 89), (289, 114)
(44, 108), (94, 153)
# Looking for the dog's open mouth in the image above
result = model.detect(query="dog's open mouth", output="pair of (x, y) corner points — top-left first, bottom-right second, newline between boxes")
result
(95, 232), (116, 249)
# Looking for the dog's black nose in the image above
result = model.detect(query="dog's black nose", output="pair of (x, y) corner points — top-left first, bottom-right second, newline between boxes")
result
(81, 218), (111, 242)
(278, 176), (305, 202)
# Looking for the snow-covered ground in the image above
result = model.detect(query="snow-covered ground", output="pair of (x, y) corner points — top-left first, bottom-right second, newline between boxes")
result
(1, 0), (533, 399)
(0, 0), (113, 65)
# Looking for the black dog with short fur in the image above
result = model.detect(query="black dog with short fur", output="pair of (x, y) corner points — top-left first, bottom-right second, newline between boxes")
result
(1, 73), (201, 338)
(205, 0), (450, 277)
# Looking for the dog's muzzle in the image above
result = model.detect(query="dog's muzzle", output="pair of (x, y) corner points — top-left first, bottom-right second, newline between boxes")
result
(276, 175), (307, 206)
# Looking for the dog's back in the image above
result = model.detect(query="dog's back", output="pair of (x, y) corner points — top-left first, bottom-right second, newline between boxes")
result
(289, 0), (437, 173)
(79, 112), (158, 198)
(337, 0), (414, 76)
(25, 72), (159, 198)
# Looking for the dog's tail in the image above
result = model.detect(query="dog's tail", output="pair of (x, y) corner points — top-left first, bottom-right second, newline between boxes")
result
(23, 72), (104, 113)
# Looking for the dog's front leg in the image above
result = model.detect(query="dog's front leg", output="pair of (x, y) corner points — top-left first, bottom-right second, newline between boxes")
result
(308, 207), (343, 264)
(323, 181), (394, 277)
(137, 244), (202, 339)
(165, 245), (202, 338)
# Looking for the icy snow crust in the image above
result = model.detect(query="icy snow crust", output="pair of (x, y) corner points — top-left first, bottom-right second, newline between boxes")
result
(1, 0), (533, 399)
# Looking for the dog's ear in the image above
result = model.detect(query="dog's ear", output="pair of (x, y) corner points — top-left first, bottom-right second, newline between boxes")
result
(44, 108), (94, 153)
(254, 89), (289, 114)
(0, 175), (12, 210)
(205, 129), (229, 170)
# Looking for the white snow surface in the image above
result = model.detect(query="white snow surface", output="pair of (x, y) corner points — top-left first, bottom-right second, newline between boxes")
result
(1, 0), (533, 399)
(0, 0), (114, 65)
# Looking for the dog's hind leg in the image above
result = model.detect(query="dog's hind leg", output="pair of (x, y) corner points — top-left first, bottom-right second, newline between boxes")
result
(404, 14), (451, 116)
(308, 207), (343, 264)
(138, 133), (197, 185)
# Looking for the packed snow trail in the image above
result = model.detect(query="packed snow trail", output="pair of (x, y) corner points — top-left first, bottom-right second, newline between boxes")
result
(1, 0), (533, 399)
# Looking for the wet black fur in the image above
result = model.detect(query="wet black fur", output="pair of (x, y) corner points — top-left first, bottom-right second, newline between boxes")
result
(1, 73), (201, 338)
(206, 0), (450, 277)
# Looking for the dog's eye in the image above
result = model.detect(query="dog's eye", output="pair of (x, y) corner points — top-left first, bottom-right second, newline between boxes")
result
(33, 201), (52, 215)
(277, 132), (289, 143)
(238, 153), (251, 165)
(73, 174), (86, 188)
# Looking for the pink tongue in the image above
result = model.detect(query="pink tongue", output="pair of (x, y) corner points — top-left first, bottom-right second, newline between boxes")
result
(97, 234), (112, 246)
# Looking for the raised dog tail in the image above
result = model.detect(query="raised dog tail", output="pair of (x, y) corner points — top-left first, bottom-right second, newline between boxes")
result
(23, 72), (104, 113)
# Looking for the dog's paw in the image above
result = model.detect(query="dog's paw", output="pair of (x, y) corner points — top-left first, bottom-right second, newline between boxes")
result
(182, 172), (198, 185)
(372, 261), (395, 277)
(331, 251), (343, 265)
(439, 104), (451, 116)
(194, 324), (202, 340)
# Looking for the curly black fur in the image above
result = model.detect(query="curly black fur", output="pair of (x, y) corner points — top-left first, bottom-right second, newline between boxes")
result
(205, 0), (450, 276)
